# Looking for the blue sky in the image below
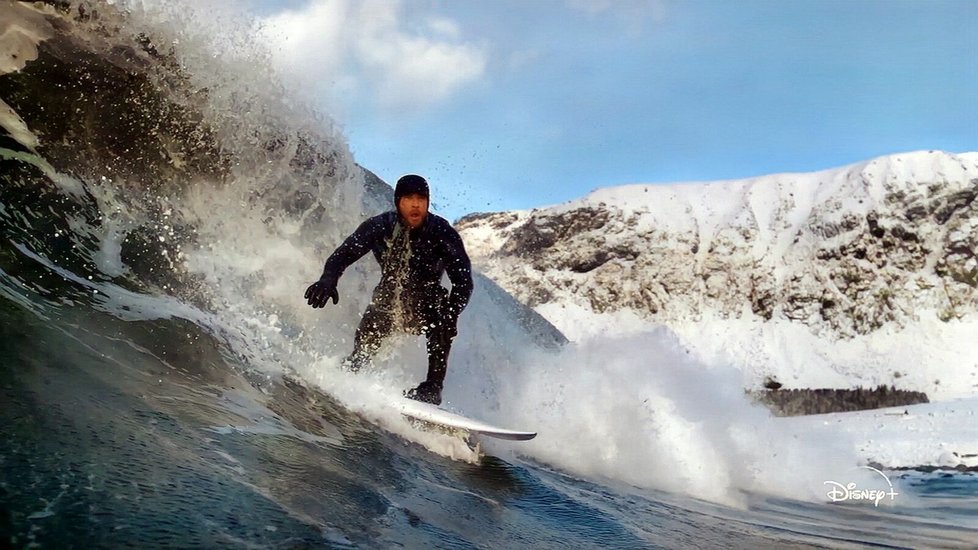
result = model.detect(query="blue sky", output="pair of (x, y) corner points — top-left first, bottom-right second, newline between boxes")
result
(256, 0), (977, 221)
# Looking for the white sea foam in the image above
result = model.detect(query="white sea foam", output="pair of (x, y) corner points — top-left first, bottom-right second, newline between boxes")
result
(457, 327), (862, 505)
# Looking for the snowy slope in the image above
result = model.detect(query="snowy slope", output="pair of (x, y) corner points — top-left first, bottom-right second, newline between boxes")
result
(787, 397), (978, 471)
(457, 151), (978, 401)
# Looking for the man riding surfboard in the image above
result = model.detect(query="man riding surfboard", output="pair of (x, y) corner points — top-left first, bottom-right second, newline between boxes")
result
(304, 175), (473, 406)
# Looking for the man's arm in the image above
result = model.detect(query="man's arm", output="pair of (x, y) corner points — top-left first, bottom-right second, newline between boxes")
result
(306, 216), (386, 308)
(320, 216), (385, 281)
(442, 227), (474, 319)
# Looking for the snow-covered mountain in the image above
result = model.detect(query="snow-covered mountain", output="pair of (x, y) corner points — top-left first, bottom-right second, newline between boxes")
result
(457, 151), (978, 400)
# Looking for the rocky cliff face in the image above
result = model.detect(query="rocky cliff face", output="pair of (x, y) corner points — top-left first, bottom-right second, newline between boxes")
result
(457, 151), (978, 339)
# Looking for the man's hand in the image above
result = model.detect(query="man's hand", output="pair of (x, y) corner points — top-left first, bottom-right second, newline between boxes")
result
(305, 278), (339, 308)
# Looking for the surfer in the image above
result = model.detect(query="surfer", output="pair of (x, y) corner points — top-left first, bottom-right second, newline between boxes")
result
(304, 174), (473, 406)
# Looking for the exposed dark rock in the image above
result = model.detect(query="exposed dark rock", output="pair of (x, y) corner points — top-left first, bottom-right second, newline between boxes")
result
(500, 207), (610, 257)
(751, 385), (929, 417)
(890, 225), (919, 243)
(749, 274), (775, 320)
(934, 185), (976, 225)
(867, 213), (885, 238)
(904, 204), (929, 222)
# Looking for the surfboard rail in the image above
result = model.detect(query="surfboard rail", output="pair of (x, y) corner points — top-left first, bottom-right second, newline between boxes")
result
(393, 398), (537, 441)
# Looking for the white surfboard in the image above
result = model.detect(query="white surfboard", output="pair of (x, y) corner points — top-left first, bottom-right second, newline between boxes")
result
(393, 398), (537, 441)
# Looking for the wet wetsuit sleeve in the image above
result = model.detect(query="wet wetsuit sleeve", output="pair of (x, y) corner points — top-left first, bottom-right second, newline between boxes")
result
(443, 227), (474, 317)
(319, 217), (385, 281)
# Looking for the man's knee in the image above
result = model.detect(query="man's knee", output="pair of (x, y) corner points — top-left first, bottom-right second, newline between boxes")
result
(356, 304), (390, 336)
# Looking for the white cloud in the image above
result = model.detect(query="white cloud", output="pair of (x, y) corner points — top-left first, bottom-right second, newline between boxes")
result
(260, 0), (349, 78)
(426, 16), (462, 40)
(259, 0), (487, 115)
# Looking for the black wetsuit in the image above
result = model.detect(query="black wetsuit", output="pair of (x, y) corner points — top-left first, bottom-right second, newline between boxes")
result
(319, 211), (473, 386)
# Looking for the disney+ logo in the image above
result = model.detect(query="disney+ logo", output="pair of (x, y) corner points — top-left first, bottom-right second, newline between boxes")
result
(824, 466), (899, 507)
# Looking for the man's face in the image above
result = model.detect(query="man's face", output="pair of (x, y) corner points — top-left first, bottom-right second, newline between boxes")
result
(397, 193), (429, 228)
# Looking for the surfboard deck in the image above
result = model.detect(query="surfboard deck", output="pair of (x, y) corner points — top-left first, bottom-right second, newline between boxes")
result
(392, 397), (537, 441)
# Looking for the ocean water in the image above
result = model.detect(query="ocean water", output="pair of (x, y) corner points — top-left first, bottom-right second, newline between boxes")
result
(2, 297), (976, 548)
(1, 2), (976, 548)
